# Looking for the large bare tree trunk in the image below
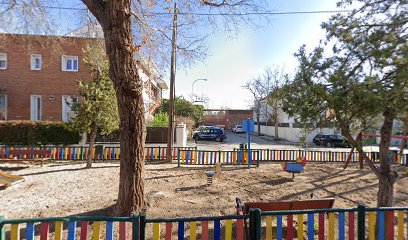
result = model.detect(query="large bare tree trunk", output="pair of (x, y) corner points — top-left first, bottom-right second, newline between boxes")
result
(82, 0), (146, 215)
(86, 122), (97, 169)
(377, 109), (397, 207)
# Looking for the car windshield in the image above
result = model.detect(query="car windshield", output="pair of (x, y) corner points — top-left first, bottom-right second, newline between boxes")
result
(236, 125), (242, 128)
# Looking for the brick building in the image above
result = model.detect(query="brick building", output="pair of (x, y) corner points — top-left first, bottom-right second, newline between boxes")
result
(0, 33), (167, 122)
(202, 109), (253, 129)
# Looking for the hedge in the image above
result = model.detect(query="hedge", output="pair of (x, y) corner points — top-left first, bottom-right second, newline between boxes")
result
(0, 121), (81, 145)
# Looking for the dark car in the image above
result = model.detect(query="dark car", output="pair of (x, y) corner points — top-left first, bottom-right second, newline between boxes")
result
(193, 128), (226, 142)
(313, 134), (350, 147)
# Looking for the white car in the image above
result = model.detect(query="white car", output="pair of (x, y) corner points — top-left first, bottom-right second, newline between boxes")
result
(232, 125), (244, 133)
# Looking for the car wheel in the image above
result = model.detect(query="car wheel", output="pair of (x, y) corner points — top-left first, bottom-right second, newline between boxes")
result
(215, 137), (221, 142)
(327, 142), (333, 147)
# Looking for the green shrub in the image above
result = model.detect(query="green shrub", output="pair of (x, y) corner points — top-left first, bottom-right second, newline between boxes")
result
(0, 121), (81, 145)
(150, 112), (169, 127)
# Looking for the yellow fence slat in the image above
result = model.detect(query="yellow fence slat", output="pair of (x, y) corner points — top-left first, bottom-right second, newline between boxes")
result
(55, 221), (63, 240)
(266, 216), (273, 240)
(368, 212), (375, 240)
(398, 211), (404, 240)
(93, 221), (101, 240)
(225, 219), (232, 240)
(153, 223), (160, 240)
(11, 224), (20, 240)
(190, 221), (196, 240)
(328, 212), (334, 240)
(298, 214), (304, 240)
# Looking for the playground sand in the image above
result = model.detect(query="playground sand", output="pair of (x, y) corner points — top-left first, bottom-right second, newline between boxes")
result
(1, 161), (408, 220)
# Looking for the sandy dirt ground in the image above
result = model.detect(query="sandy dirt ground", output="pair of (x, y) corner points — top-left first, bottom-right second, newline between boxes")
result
(2, 161), (408, 221)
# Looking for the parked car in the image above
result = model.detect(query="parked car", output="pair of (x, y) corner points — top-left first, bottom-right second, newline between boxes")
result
(313, 134), (350, 147)
(232, 125), (244, 133)
(193, 128), (226, 142)
(193, 125), (223, 136)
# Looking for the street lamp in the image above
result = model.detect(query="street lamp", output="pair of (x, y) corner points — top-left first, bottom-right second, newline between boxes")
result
(191, 78), (207, 102)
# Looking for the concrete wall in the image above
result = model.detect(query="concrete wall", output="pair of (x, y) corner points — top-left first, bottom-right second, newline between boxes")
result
(256, 124), (336, 143)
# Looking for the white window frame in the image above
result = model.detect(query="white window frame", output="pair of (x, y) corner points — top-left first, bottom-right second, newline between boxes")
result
(61, 55), (79, 72)
(0, 94), (7, 120)
(30, 54), (42, 70)
(0, 53), (7, 70)
(61, 95), (77, 122)
(30, 95), (42, 121)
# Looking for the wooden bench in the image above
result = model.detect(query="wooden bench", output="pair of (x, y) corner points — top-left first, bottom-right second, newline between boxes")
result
(237, 198), (335, 214)
(236, 197), (335, 238)
(1, 149), (52, 167)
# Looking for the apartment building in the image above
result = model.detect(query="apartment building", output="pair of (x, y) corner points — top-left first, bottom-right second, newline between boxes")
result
(0, 33), (167, 122)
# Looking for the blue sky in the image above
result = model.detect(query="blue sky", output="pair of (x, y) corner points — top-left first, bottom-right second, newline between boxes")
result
(39, 0), (341, 109)
(174, 0), (341, 109)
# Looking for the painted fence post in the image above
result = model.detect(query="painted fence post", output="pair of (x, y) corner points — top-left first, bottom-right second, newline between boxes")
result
(249, 208), (261, 240)
(218, 150), (221, 164)
(139, 213), (146, 240)
(158, 146), (161, 160)
(0, 216), (5, 240)
(177, 149), (181, 167)
(357, 205), (366, 240)
(132, 214), (139, 240)
(256, 150), (260, 167)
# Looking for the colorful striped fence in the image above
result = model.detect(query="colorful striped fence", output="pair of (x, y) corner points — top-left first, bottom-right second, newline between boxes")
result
(1, 145), (407, 166)
(2, 206), (408, 240)
(240, 149), (408, 164)
(0, 146), (196, 161)
(143, 214), (248, 240)
(0, 215), (139, 240)
(177, 149), (259, 166)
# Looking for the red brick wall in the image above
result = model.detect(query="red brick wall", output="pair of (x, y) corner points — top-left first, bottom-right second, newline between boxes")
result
(0, 34), (95, 121)
(202, 109), (252, 129)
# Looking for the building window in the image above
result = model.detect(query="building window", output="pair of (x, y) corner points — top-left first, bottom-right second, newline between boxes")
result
(30, 54), (42, 70)
(62, 95), (77, 122)
(30, 95), (42, 121)
(62, 55), (78, 72)
(0, 53), (7, 70)
(0, 94), (6, 120)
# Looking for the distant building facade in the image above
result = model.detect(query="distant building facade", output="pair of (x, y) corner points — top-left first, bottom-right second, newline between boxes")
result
(0, 33), (167, 122)
(202, 109), (253, 129)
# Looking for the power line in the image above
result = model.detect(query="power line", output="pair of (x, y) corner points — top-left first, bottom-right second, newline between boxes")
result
(0, 2), (354, 16)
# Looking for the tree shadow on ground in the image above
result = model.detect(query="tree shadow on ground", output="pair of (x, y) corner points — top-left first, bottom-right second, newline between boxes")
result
(259, 178), (294, 185)
(19, 165), (119, 177)
(175, 184), (208, 192)
(0, 166), (29, 171)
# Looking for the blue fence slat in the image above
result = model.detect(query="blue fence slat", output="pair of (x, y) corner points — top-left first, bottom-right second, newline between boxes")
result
(106, 221), (113, 240)
(68, 221), (77, 240)
(339, 212), (345, 240)
(277, 215), (282, 240)
(308, 213), (314, 239)
(26, 223), (35, 240)
(178, 221), (184, 240)
(214, 220), (220, 240)
(378, 211), (385, 240)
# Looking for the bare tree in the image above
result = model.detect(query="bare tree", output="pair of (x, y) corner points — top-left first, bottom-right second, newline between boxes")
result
(1, 0), (271, 216)
(243, 65), (286, 136)
(264, 66), (287, 138)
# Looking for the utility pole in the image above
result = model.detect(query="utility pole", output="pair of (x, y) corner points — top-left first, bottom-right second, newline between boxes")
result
(166, 2), (177, 162)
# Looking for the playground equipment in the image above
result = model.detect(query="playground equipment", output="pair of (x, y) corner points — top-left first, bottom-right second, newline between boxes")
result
(0, 170), (24, 188)
(344, 132), (408, 169)
(281, 157), (307, 179)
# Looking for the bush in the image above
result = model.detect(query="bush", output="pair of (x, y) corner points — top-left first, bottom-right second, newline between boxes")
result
(0, 121), (81, 145)
(150, 112), (169, 127)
